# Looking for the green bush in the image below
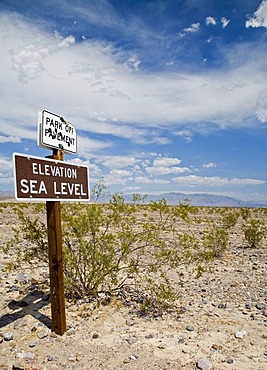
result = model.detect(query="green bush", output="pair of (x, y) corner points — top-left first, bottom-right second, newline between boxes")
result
(3, 183), (227, 314)
(242, 219), (266, 248)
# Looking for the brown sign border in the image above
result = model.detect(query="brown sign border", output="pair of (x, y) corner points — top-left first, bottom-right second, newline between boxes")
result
(13, 153), (90, 201)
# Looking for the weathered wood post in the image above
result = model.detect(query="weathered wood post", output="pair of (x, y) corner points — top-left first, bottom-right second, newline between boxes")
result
(46, 148), (66, 335)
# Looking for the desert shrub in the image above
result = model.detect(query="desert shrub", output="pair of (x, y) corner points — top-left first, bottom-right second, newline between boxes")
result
(4, 203), (47, 263)
(240, 207), (251, 220)
(202, 222), (229, 258)
(3, 183), (224, 314)
(221, 210), (239, 229)
(242, 219), (266, 248)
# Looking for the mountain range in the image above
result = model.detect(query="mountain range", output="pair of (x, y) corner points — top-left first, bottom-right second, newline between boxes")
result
(1, 190), (266, 208)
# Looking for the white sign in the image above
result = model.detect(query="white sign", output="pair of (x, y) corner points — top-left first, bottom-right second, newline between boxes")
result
(38, 109), (77, 154)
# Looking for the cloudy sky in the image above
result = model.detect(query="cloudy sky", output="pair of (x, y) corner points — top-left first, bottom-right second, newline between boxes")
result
(1, 0), (267, 201)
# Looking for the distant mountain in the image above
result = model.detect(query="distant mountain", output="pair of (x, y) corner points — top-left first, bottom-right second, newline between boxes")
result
(1, 189), (266, 208)
(0, 190), (15, 199)
(96, 192), (267, 208)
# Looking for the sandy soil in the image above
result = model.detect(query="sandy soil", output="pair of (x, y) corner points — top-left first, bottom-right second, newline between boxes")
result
(0, 203), (266, 370)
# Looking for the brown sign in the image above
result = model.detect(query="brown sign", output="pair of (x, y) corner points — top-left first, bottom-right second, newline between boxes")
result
(13, 153), (90, 201)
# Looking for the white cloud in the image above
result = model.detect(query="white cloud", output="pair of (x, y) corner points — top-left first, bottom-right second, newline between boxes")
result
(57, 35), (75, 48)
(174, 130), (193, 142)
(101, 156), (137, 169)
(0, 157), (14, 187)
(203, 162), (217, 168)
(172, 175), (265, 186)
(124, 56), (141, 71)
(221, 17), (230, 29)
(246, 0), (267, 28)
(0, 136), (21, 143)
(135, 176), (169, 184)
(0, 11), (267, 148)
(206, 17), (216, 26)
(0, 158), (13, 172)
(184, 22), (200, 33)
(153, 157), (181, 167)
(255, 90), (267, 123)
(178, 22), (200, 37)
(146, 166), (190, 176)
(110, 169), (132, 177)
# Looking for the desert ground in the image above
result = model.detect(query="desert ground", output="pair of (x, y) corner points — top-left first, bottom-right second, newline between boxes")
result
(0, 202), (266, 370)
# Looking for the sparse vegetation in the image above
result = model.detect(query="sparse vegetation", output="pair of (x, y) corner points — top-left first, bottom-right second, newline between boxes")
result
(242, 218), (266, 248)
(2, 183), (266, 315)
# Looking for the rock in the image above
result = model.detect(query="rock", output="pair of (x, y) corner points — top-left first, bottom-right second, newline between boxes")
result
(29, 340), (37, 348)
(126, 318), (135, 326)
(145, 333), (154, 339)
(218, 303), (226, 309)
(126, 337), (138, 345)
(9, 285), (19, 292)
(211, 343), (222, 351)
(4, 331), (14, 341)
(196, 357), (212, 370)
(17, 351), (35, 360)
(226, 358), (234, 364)
(92, 332), (99, 339)
(245, 302), (253, 309)
(256, 303), (265, 310)
(15, 273), (28, 284)
(38, 328), (49, 339)
(47, 354), (55, 361)
(12, 362), (24, 370)
(186, 325), (194, 332)
(66, 327), (76, 336)
(235, 330), (247, 339)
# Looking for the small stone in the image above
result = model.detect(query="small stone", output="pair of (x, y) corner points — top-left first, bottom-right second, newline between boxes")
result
(17, 351), (35, 360)
(126, 337), (138, 345)
(126, 318), (135, 326)
(196, 357), (212, 370)
(158, 343), (166, 349)
(235, 330), (247, 339)
(66, 327), (76, 336)
(245, 303), (253, 309)
(186, 325), (194, 332)
(12, 362), (24, 370)
(211, 343), (222, 351)
(9, 285), (19, 292)
(218, 303), (226, 309)
(4, 331), (14, 341)
(226, 358), (234, 364)
(129, 354), (138, 361)
(256, 303), (265, 310)
(29, 340), (37, 348)
(145, 333), (154, 339)
(38, 328), (49, 339)
(47, 354), (55, 361)
(92, 333), (99, 339)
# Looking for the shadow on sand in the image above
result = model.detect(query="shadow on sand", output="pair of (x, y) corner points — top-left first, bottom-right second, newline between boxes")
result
(0, 289), (51, 329)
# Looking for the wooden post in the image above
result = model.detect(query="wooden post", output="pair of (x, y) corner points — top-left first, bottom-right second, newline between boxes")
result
(46, 148), (66, 335)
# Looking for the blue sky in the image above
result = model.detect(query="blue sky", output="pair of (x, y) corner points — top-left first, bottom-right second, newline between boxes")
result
(1, 0), (267, 201)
